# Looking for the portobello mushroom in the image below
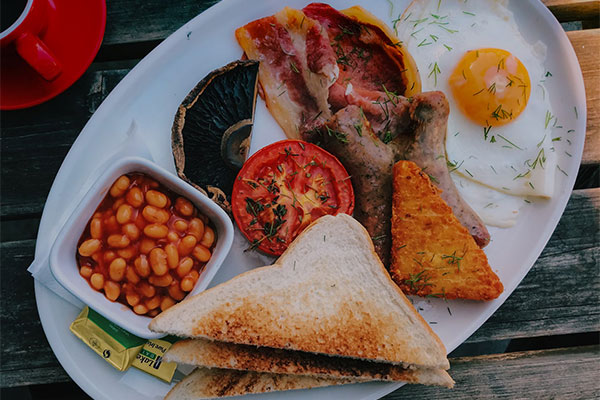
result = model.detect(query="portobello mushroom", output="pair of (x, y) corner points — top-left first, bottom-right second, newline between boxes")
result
(172, 60), (259, 212)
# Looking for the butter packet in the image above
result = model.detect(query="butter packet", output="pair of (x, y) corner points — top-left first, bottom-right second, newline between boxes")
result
(132, 335), (179, 383)
(70, 307), (146, 371)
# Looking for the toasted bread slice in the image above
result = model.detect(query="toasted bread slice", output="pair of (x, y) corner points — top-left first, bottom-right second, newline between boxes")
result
(165, 367), (354, 400)
(150, 214), (449, 370)
(390, 161), (503, 300)
(165, 338), (454, 387)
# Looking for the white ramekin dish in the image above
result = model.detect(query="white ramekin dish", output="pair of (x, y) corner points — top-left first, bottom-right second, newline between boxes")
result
(49, 156), (234, 339)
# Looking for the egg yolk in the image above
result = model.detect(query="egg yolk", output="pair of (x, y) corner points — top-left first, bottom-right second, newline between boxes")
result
(449, 48), (530, 127)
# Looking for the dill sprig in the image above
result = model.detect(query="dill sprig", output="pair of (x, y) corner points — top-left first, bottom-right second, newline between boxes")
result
(428, 62), (441, 86)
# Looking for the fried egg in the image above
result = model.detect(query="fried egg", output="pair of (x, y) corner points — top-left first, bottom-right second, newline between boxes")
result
(396, 0), (556, 227)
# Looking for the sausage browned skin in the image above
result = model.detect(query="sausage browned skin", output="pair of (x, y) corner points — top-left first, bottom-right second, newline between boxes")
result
(318, 106), (396, 265)
(400, 92), (491, 247)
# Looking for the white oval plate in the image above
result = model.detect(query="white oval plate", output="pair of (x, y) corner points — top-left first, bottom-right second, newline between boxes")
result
(34, 0), (586, 399)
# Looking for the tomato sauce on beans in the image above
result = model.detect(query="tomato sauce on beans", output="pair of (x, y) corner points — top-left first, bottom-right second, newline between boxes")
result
(77, 173), (217, 316)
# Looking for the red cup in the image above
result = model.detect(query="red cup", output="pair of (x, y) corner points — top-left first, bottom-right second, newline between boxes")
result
(0, 0), (61, 81)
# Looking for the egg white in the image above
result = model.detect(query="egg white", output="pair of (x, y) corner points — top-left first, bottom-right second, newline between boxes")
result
(396, 0), (556, 226)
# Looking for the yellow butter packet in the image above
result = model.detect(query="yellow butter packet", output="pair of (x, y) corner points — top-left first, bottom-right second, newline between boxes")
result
(132, 336), (179, 382)
(70, 307), (146, 371)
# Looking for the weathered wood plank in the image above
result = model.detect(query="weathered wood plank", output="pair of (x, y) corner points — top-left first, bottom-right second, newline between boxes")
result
(1, 189), (596, 387)
(543, 0), (600, 22)
(102, 0), (218, 46)
(0, 68), (129, 218)
(0, 239), (70, 388)
(385, 346), (600, 399)
(568, 29), (600, 165)
(466, 188), (600, 343)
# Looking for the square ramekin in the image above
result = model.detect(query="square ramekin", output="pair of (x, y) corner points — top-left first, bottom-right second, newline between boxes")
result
(49, 156), (234, 339)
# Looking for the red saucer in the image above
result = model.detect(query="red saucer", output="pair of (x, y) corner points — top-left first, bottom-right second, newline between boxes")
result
(0, 0), (106, 110)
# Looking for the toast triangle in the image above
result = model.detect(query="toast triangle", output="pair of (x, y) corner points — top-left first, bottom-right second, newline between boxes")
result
(150, 214), (449, 370)
(165, 338), (454, 387)
(165, 367), (354, 400)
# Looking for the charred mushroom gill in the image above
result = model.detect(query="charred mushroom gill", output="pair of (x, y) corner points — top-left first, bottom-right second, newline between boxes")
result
(172, 60), (259, 212)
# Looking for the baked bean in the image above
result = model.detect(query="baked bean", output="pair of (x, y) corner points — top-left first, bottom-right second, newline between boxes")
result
(79, 239), (101, 257)
(103, 250), (117, 263)
(117, 245), (137, 260)
(142, 205), (170, 224)
(122, 223), (140, 240)
(109, 258), (126, 281)
(176, 257), (194, 277)
(148, 309), (159, 317)
(133, 304), (148, 315)
(90, 218), (103, 239)
(139, 238), (156, 254)
(80, 266), (93, 278)
(175, 197), (194, 216)
(138, 281), (156, 298)
(126, 266), (140, 284)
(178, 235), (197, 256)
(167, 231), (180, 242)
(126, 187), (144, 208)
(145, 295), (161, 310)
(193, 245), (211, 262)
(116, 204), (133, 224)
(134, 255), (150, 277)
(144, 224), (168, 239)
(91, 253), (101, 263)
(165, 243), (179, 269)
(168, 281), (185, 300)
(188, 218), (205, 241)
(149, 273), (173, 287)
(180, 277), (195, 292)
(126, 292), (140, 306)
(112, 197), (125, 211)
(188, 269), (200, 281)
(160, 296), (176, 311)
(148, 179), (159, 188)
(90, 273), (105, 290)
(104, 281), (121, 301)
(110, 175), (130, 197)
(107, 234), (130, 248)
(173, 219), (188, 232)
(146, 190), (168, 208)
(149, 248), (168, 276)
(200, 226), (215, 248)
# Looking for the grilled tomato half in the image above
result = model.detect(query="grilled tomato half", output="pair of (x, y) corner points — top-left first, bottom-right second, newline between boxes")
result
(232, 140), (354, 255)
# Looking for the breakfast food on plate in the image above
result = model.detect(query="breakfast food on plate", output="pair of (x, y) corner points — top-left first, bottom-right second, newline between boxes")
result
(235, 4), (420, 141)
(231, 139), (354, 255)
(77, 173), (217, 316)
(395, 0), (557, 227)
(235, 3), (490, 266)
(164, 367), (354, 400)
(172, 60), (259, 211)
(150, 214), (452, 387)
(320, 91), (491, 264)
(235, 7), (337, 139)
(301, 3), (421, 129)
(390, 161), (503, 300)
(164, 337), (454, 386)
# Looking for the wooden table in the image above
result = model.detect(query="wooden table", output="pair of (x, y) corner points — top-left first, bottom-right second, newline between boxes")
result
(1, 1), (598, 399)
